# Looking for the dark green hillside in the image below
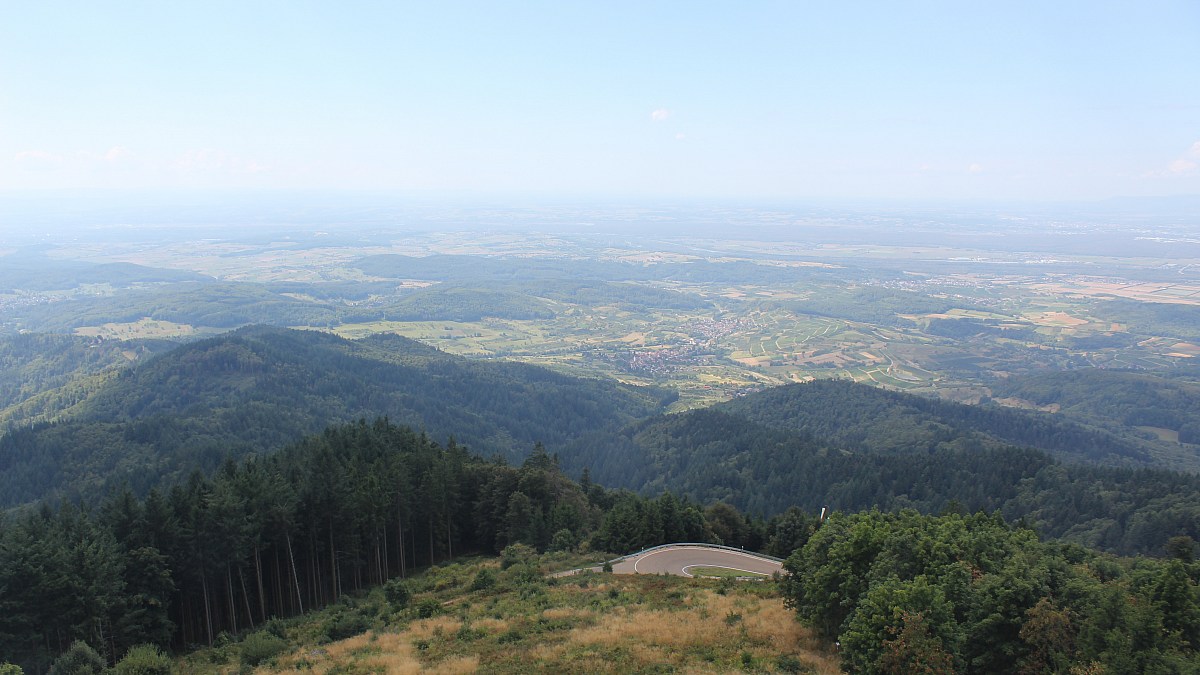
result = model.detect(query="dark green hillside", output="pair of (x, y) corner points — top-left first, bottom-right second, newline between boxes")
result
(991, 368), (1200, 445)
(717, 378), (1169, 469)
(783, 510), (1200, 674)
(569, 385), (1200, 556)
(1090, 299), (1200, 340)
(8, 282), (344, 332)
(354, 253), (606, 281)
(779, 286), (1000, 326)
(571, 406), (1054, 519)
(354, 253), (859, 285)
(362, 284), (557, 322)
(0, 333), (176, 426)
(0, 326), (672, 508)
(4, 417), (1196, 674)
(0, 255), (210, 291)
(515, 279), (709, 310)
(4, 264), (710, 334)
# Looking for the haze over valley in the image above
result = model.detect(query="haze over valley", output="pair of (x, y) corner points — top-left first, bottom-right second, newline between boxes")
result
(3, 2), (1200, 673)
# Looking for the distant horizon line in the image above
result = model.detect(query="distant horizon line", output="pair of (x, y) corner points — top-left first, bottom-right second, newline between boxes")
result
(3, 187), (1199, 207)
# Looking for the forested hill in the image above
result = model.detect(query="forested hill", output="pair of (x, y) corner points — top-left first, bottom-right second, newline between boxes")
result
(0, 333), (176, 428)
(0, 326), (672, 508)
(717, 378), (1196, 470)
(4, 416), (1197, 674)
(568, 385), (1200, 556)
(990, 367), (1200, 446)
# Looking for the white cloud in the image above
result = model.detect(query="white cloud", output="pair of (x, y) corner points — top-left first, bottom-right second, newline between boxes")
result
(14, 149), (61, 166)
(174, 148), (228, 171)
(234, 159), (269, 174)
(1169, 158), (1197, 174)
(650, 108), (670, 122)
(1149, 142), (1200, 176)
(675, 133), (686, 141)
(967, 163), (983, 174)
(103, 146), (132, 162)
(172, 149), (267, 174)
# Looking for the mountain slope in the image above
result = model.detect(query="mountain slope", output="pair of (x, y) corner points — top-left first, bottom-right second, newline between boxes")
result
(0, 326), (672, 508)
(567, 380), (1200, 555)
(715, 378), (1190, 469)
(0, 333), (176, 427)
(990, 368), (1200, 450)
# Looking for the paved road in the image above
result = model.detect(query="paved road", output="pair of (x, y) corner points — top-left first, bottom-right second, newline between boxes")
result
(611, 546), (782, 577)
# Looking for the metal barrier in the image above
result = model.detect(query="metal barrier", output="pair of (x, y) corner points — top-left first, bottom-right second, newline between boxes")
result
(604, 542), (785, 567)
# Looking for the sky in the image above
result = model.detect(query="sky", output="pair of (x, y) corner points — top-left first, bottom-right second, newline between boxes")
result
(2, 1), (1198, 202)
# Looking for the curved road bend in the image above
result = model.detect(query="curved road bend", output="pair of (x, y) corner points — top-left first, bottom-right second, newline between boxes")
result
(612, 546), (782, 577)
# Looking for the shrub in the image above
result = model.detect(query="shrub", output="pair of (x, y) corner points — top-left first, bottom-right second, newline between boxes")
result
(549, 529), (576, 552)
(240, 631), (288, 667)
(323, 610), (371, 642)
(112, 644), (172, 675)
(415, 598), (443, 619)
(0, 665), (24, 675)
(263, 617), (288, 640)
(455, 622), (485, 642)
(383, 578), (411, 609)
(470, 568), (496, 591)
(48, 641), (106, 675)
(775, 655), (811, 673)
(500, 543), (537, 570)
(505, 561), (544, 587)
(497, 629), (523, 644)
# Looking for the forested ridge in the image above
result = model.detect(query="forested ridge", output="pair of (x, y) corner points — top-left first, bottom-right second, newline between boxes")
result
(3, 327), (1200, 671)
(782, 509), (1200, 673)
(571, 384), (1200, 556)
(5, 332), (1200, 557)
(3, 417), (1197, 673)
(0, 417), (780, 672)
(0, 326), (672, 509)
(718, 378), (1169, 468)
(0, 334), (175, 428)
(991, 367), (1200, 446)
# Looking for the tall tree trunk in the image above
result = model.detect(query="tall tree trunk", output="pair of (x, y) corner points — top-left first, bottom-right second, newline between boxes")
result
(285, 532), (304, 615)
(328, 518), (339, 602)
(180, 594), (190, 647)
(254, 544), (267, 622)
(382, 526), (390, 582)
(274, 546), (285, 617)
(377, 535), (384, 585)
(200, 571), (214, 647)
(239, 566), (255, 629)
(429, 517), (435, 567)
(397, 515), (407, 579)
(312, 535), (321, 605)
(226, 564), (238, 636)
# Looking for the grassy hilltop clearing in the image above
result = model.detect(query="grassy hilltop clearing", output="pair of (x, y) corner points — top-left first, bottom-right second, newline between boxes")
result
(177, 555), (837, 675)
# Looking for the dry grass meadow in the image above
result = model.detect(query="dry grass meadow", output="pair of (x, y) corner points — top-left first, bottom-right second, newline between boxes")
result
(180, 555), (839, 675)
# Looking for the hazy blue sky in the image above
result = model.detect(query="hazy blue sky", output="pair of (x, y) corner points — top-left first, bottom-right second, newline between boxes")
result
(2, 1), (1198, 201)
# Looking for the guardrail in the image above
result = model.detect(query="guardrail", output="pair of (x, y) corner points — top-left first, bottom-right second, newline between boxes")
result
(550, 542), (786, 578)
(605, 542), (786, 566)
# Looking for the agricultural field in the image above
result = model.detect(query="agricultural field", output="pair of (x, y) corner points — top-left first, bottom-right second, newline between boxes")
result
(12, 224), (1200, 410)
(329, 278), (1198, 410)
